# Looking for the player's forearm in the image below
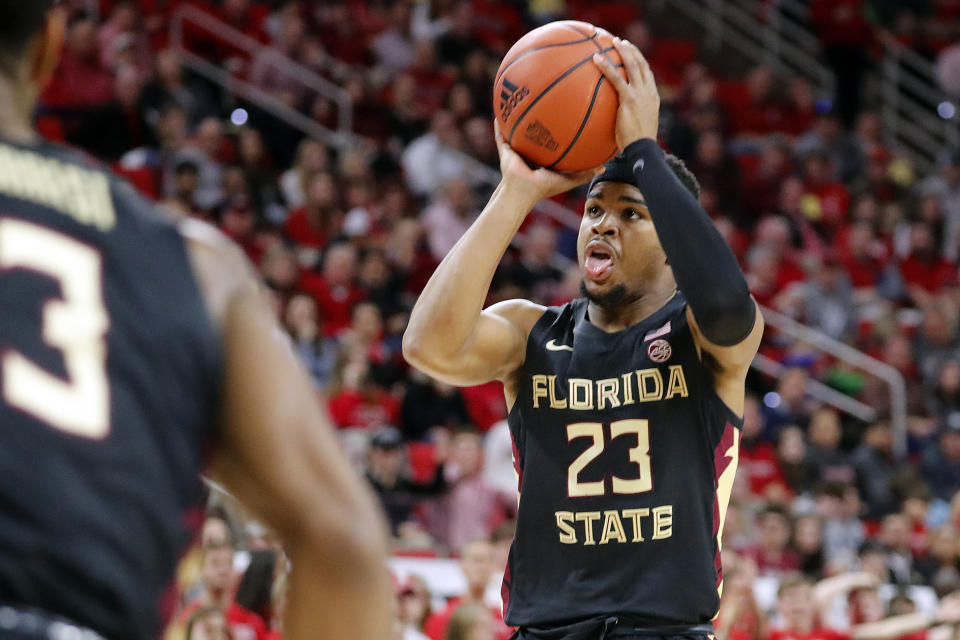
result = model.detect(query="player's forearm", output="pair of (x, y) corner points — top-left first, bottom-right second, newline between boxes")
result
(284, 528), (393, 640)
(624, 139), (755, 346)
(404, 181), (533, 360)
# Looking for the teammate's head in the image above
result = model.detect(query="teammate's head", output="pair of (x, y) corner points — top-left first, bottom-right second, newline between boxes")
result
(0, 1), (64, 92)
(578, 153), (699, 309)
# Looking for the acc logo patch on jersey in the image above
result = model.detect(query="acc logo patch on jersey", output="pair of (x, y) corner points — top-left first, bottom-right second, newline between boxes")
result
(647, 339), (672, 363)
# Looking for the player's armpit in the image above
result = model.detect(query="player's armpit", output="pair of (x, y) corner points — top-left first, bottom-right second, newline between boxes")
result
(686, 299), (764, 417)
(403, 297), (545, 386)
(184, 226), (392, 640)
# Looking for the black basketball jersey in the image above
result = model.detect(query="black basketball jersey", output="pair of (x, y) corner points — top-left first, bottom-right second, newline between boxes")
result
(503, 293), (742, 629)
(0, 138), (221, 639)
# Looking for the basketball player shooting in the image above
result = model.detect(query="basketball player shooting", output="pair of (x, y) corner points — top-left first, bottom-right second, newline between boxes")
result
(404, 38), (763, 639)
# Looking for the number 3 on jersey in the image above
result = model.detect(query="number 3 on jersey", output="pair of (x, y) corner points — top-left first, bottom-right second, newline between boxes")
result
(0, 219), (110, 438)
(567, 419), (652, 497)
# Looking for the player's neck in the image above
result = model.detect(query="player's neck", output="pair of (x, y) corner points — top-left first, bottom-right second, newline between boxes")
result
(586, 278), (678, 333)
(0, 76), (37, 145)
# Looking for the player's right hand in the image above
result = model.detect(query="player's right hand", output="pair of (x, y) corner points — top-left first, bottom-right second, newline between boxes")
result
(593, 37), (661, 149)
(494, 119), (598, 204)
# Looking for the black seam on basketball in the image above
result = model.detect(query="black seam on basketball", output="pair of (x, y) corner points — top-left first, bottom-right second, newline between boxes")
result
(507, 45), (616, 146)
(562, 23), (596, 38)
(546, 76), (605, 170)
(494, 34), (597, 86)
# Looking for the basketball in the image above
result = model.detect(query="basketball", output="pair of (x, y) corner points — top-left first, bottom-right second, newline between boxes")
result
(494, 21), (626, 172)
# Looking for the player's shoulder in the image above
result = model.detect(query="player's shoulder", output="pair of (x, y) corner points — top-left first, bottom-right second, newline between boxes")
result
(178, 217), (259, 327)
(486, 297), (548, 337)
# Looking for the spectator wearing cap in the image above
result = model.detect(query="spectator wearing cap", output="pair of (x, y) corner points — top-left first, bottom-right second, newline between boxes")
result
(365, 426), (447, 540)
(921, 418), (960, 502)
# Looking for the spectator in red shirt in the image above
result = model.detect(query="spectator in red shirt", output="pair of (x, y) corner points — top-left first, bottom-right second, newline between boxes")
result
(740, 394), (790, 498)
(803, 152), (851, 231)
(745, 505), (802, 576)
(733, 65), (789, 136)
(42, 14), (114, 109)
(284, 171), (342, 256)
(742, 137), (794, 222)
(900, 223), (957, 305)
(300, 243), (365, 336)
(327, 358), (400, 430)
(810, 0), (872, 126)
(768, 573), (850, 640)
(423, 539), (511, 640)
(840, 221), (889, 294)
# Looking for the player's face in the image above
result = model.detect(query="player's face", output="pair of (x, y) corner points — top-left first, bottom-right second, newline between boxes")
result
(577, 182), (667, 307)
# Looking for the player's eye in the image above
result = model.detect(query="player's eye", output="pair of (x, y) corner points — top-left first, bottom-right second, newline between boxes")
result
(623, 208), (640, 219)
(587, 205), (602, 217)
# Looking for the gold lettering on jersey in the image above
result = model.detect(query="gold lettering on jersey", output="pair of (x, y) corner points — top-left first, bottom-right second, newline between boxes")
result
(555, 511), (577, 544)
(621, 372), (635, 405)
(637, 369), (663, 402)
(529, 366), (690, 410)
(532, 374), (548, 409)
(599, 510), (627, 544)
(597, 378), (620, 410)
(622, 507), (650, 542)
(554, 505), (672, 546)
(568, 378), (592, 410)
(574, 511), (601, 545)
(0, 145), (115, 231)
(548, 375), (566, 409)
(652, 505), (673, 540)
(665, 365), (689, 399)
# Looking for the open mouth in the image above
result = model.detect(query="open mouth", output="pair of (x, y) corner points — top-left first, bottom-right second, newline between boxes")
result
(585, 243), (616, 282)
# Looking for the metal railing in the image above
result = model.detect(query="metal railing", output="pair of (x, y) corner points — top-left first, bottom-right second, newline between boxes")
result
(170, 4), (354, 146)
(759, 306), (908, 460)
(880, 42), (959, 174)
(663, 0), (833, 94)
(167, 5), (582, 229)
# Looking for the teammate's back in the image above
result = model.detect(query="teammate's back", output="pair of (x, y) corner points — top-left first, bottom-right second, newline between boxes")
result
(0, 137), (221, 638)
(0, 3), (392, 638)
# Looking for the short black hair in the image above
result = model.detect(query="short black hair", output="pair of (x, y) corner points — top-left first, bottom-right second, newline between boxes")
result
(0, 1), (56, 76)
(665, 153), (701, 199)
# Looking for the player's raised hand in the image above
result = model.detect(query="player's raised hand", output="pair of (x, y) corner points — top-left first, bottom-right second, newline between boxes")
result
(494, 119), (598, 204)
(592, 37), (661, 149)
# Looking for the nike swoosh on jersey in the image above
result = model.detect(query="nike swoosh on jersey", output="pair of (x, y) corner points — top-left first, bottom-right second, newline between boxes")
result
(545, 339), (574, 352)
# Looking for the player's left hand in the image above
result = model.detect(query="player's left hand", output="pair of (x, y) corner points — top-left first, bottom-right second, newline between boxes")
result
(494, 119), (598, 204)
(593, 37), (661, 149)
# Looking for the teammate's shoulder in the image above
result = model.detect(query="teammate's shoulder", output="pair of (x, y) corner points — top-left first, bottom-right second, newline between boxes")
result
(179, 217), (259, 327)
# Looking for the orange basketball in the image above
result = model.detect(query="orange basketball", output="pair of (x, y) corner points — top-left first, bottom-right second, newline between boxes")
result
(494, 21), (626, 172)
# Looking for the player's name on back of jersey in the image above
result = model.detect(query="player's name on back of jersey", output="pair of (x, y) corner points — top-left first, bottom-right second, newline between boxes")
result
(555, 505), (673, 546)
(0, 143), (115, 231)
(531, 365), (689, 411)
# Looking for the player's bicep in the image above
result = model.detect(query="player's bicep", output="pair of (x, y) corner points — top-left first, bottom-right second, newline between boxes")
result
(406, 299), (544, 386)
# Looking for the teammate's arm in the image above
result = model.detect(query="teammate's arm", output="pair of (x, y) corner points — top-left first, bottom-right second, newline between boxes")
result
(403, 124), (595, 387)
(182, 221), (392, 640)
(595, 39), (762, 414)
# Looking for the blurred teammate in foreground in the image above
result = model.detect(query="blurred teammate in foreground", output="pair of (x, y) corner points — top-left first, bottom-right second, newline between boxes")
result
(0, 2), (391, 638)
(404, 38), (763, 639)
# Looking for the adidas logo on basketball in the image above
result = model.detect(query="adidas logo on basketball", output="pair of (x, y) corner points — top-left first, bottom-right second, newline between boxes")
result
(524, 121), (559, 151)
(499, 78), (529, 119)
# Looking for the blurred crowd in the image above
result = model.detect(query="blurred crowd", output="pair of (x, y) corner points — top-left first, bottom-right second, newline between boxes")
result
(36, 1), (960, 640)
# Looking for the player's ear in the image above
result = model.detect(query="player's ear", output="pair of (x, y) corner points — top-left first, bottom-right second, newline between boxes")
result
(30, 7), (66, 87)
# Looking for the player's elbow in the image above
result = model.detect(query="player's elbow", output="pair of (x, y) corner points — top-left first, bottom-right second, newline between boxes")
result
(402, 329), (449, 374)
(290, 490), (390, 574)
